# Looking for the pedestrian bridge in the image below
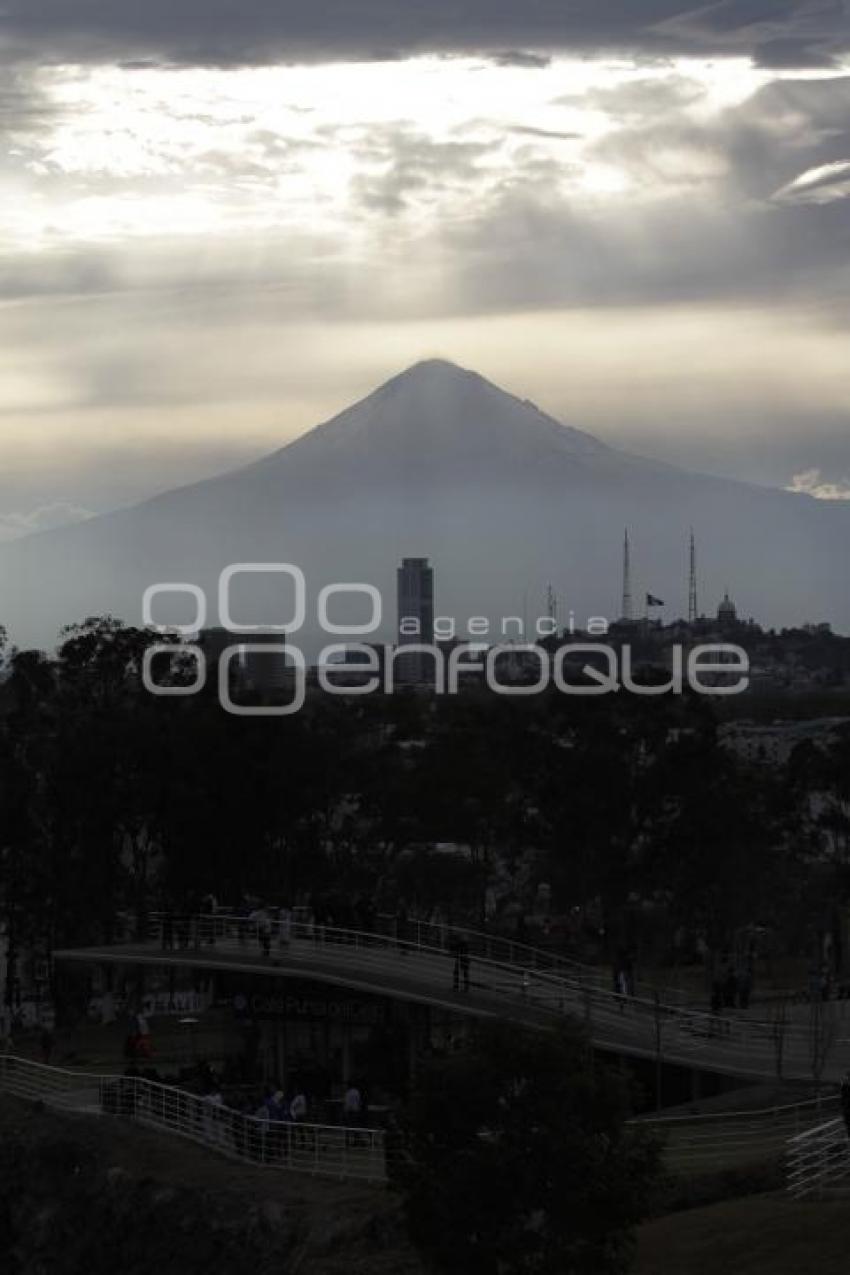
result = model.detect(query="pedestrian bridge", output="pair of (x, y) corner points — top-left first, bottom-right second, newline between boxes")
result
(54, 912), (850, 1084)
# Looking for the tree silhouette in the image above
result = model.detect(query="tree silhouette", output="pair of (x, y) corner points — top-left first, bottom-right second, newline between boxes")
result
(394, 1021), (659, 1275)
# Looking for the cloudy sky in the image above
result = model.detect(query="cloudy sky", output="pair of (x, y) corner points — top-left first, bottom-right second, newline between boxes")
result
(2, 0), (850, 539)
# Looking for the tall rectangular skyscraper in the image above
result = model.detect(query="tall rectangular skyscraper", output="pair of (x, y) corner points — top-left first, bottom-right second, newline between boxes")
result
(397, 557), (435, 682)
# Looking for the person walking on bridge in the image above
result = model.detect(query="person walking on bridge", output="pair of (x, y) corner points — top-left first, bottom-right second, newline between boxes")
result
(841, 1071), (850, 1138)
(250, 906), (272, 958)
(289, 1085), (308, 1151)
(344, 1080), (362, 1149)
(451, 936), (471, 992)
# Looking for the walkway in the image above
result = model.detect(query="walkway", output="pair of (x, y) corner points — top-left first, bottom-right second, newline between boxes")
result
(54, 913), (850, 1083)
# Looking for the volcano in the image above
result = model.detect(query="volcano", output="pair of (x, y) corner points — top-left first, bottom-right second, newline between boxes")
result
(0, 358), (847, 648)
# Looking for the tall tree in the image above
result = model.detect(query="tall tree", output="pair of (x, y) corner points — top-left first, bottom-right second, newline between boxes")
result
(394, 1022), (659, 1275)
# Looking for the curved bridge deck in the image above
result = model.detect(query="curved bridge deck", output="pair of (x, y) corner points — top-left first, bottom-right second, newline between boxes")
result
(55, 914), (850, 1084)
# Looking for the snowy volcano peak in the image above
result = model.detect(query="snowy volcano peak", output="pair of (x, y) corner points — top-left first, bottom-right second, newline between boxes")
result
(271, 356), (607, 475)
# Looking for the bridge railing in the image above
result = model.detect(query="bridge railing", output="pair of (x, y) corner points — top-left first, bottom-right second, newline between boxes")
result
(0, 1054), (387, 1183)
(0, 1051), (110, 1111)
(559, 978), (822, 1076)
(372, 912), (600, 979)
(138, 908), (781, 1017)
(372, 913), (714, 1007)
(141, 911), (819, 1075)
(787, 1116), (850, 1198)
(148, 908), (599, 978)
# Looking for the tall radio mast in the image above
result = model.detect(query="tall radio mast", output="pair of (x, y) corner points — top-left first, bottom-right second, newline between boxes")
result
(688, 529), (698, 624)
(621, 529), (633, 622)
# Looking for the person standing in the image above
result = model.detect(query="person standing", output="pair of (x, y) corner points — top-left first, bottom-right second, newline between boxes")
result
(343, 1081), (362, 1148)
(710, 972), (724, 1035)
(0, 1005), (12, 1053)
(289, 1085), (308, 1150)
(721, 957), (737, 1010)
(841, 1071), (850, 1138)
(251, 907), (272, 958)
(40, 1025), (55, 1065)
(311, 895), (326, 946)
(202, 1085), (224, 1145)
(450, 934), (461, 991)
(265, 1089), (289, 1163)
(201, 893), (218, 945)
(396, 901), (409, 953)
(134, 1009), (152, 1059)
(457, 937), (470, 992)
(279, 905), (293, 948)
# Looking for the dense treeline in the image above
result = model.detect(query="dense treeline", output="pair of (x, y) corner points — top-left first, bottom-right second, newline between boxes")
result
(1, 618), (849, 1008)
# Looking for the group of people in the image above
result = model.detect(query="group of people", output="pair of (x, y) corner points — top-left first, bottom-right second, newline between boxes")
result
(209, 1076), (370, 1160)
(116, 1050), (373, 1161)
(805, 962), (850, 1003)
(710, 958), (754, 1015)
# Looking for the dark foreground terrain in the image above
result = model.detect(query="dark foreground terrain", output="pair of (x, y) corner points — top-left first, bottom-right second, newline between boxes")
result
(637, 1195), (850, 1275)
(0, 1097), (422, 1275)
(3, 1094), (846, 1275)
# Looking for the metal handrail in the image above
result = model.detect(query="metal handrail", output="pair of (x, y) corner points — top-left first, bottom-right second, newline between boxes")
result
(372, 912), (597, 978)
(0, 1054), (387, 1183)
(633, 1092), (839, 1127)
(143, 910), (817, 1069)
(635, 1093), (841, 1174)
(179, 905), (719, 1005)
(787, 1116), (850, 1198)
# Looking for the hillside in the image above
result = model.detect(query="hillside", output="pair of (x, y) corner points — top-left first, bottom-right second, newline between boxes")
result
(0, 1096), (422, 1275)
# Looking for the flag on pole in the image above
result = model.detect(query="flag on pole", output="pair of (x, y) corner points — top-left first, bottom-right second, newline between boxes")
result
(646, 593), (664, 607)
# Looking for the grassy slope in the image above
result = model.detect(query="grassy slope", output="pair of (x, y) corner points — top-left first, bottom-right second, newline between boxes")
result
(637, 1195), (850, 1275)
(0, 1096), (424, 1275)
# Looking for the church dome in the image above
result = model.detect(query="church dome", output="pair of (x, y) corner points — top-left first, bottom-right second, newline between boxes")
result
(717, 592), (738, 622)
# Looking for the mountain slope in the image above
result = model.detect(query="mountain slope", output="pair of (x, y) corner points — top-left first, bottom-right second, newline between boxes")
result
(0, 359), (846, 649)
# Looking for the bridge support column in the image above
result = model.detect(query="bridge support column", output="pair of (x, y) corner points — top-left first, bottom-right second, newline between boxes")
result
(341, 1023), (351, 1084)
(273, 1023), (288, 1091)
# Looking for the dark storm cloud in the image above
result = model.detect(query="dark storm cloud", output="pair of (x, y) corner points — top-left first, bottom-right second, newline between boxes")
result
(441, 73), (850, 320)
(0, 1), (847, 67)
(754, 37), (841, 67)
(592, 74), (850, 200)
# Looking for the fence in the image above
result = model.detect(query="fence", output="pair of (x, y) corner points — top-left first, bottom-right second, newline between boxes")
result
(0, 1054), (387, 1183)
(786, 1116), (850, 1199)
(634, 1093), (840, 1175)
